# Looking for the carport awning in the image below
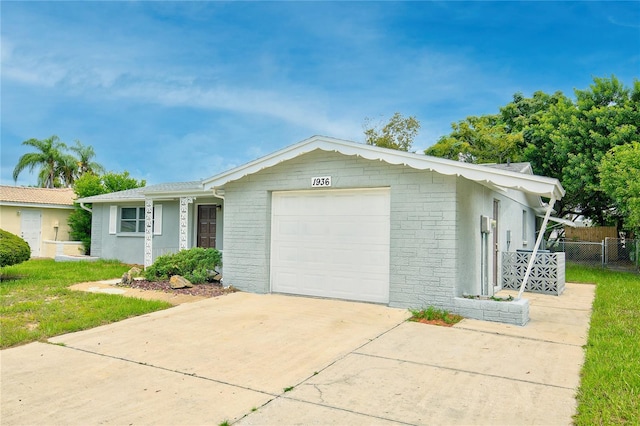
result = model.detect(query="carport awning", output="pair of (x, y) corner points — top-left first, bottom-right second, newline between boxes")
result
(202, 135), (565, 200)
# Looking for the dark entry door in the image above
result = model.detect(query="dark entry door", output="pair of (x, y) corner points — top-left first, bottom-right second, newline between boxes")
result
(197, 205), (217, 248)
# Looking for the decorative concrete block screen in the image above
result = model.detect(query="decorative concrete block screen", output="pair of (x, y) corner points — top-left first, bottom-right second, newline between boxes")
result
(502, 251), (565, 295)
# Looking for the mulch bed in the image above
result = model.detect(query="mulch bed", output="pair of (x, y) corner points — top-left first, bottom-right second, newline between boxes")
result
(411, 318), (457, 327)
(115, 279), (237, 298)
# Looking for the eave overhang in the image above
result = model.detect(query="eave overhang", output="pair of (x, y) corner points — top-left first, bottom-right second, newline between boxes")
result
(202, 135), (565, 200)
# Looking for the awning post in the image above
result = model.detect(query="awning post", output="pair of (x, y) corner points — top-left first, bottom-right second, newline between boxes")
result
(517, 197), (556, 299)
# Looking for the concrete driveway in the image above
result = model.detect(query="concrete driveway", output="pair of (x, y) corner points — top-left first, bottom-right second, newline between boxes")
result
(0, 283), (594, 425)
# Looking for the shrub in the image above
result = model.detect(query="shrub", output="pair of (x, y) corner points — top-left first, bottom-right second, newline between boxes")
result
(0, 229), (31, 268)
(144, 247), (222, 284)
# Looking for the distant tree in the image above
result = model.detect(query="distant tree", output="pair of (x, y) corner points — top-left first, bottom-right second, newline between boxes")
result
(599, 142), (640, 234)
(13, 136), (105, 188)
(69, 171), (146, 254)
(13, 135), (68, 188)
(364, 112), (421, 152)
(70, 140), (104, 176)
(0, 230), (31, 268)
(55, 153), (80, 188)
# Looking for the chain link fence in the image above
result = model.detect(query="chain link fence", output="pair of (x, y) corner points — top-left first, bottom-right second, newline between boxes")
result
(544, 238), (639, 273)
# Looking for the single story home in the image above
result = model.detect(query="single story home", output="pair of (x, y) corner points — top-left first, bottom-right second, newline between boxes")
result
(78, 136), (565, 310)
(0, 185), (81, 257)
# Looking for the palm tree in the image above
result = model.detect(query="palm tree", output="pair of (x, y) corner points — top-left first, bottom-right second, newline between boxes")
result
(56, 153), (80, 187)
(70, 140), (105, 176)
(13, 135), (68, 188)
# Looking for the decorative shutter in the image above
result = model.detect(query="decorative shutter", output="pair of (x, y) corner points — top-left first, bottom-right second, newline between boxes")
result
(109, 206), (117, 234)
(153, 205), (163, 235)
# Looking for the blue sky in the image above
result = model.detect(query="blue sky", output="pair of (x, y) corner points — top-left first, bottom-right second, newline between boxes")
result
(2, 1), (639, 186)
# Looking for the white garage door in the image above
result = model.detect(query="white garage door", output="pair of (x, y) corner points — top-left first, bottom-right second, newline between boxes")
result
(270, 188), (390, 303)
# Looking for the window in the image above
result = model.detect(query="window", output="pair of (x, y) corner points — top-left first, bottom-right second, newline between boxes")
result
(109, 204), (163, 235)
(121, 207), (145, 233)
(522, 210), (528, 243)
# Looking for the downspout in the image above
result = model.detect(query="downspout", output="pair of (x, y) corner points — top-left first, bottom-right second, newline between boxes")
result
(517, 197), (556, 300)
(213, 188), (225, 201)
(79, 202), (92, 213)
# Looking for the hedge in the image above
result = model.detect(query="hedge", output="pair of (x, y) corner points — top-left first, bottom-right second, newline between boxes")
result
(0, 229), (31, 268)
(143, 247), (222, 284)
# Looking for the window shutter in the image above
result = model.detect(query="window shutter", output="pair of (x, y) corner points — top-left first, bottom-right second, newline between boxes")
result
(153, 204), (163, 235)
(109, 206), (117, 234)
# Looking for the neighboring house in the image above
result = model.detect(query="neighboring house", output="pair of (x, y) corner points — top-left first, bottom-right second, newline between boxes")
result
(0, 185), (78, 257)
(78, 136), (565, 310)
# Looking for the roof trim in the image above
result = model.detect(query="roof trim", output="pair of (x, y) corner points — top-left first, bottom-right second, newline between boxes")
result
(76, 181), (212, 204)
(0, 201), (75, 210)
(202, 135), (565, 199)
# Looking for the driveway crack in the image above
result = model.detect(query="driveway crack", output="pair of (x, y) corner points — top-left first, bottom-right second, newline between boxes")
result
(47, 342), (276, 397)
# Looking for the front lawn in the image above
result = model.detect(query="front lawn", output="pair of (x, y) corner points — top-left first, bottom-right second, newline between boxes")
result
(569, 265), (640, 425)
(0, 259), (172, 349)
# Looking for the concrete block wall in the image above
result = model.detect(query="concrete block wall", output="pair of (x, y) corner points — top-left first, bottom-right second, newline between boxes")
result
(220, 186), (271, 294)
(222, 149), (459, 309)
(454, 297), (529, 326)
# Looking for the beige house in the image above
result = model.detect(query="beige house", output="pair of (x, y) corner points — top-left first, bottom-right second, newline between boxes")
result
(0, 186), (82, 257)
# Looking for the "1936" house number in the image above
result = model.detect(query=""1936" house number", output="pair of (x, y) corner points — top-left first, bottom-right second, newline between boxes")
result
(311, 176), (331, 187)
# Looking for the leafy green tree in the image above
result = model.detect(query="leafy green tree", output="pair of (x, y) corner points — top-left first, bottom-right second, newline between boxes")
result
(599, 142), (640, 233)
(69, 172), (146, 254)
(364, 112), (421, 152)
(13, 135), (68, 188)
(425, 75), (640, 225)
(100, 171), (145, 193)
(522, 76), (640, 224)
(425, 114), (523, 163)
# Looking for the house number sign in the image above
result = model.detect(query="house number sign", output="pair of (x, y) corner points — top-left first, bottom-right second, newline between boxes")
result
(311, 176), (332, 187)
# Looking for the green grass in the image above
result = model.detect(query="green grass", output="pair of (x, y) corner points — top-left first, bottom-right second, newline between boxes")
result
(1, 259), (172, 349)
(568, 264), (640, 425)
(409, 306), (463, 325)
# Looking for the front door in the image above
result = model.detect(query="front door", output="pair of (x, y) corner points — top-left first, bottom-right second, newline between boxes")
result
(21, 209), (42, 257)
(197, 205), (217, 248)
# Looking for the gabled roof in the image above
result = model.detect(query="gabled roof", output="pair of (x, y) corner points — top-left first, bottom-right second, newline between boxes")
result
(0, 185), (76, 208)
(203, 135), (565, 200)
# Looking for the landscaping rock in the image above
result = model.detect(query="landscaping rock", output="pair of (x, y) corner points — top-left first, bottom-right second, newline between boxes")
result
(170, 275), (193, 289)
(128, 266), (142, 276)
(121, 272), (134, 285)
(121, 266), (143, 285)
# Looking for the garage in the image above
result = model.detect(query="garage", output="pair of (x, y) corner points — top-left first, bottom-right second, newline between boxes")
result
(270, 188), (390, 303)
